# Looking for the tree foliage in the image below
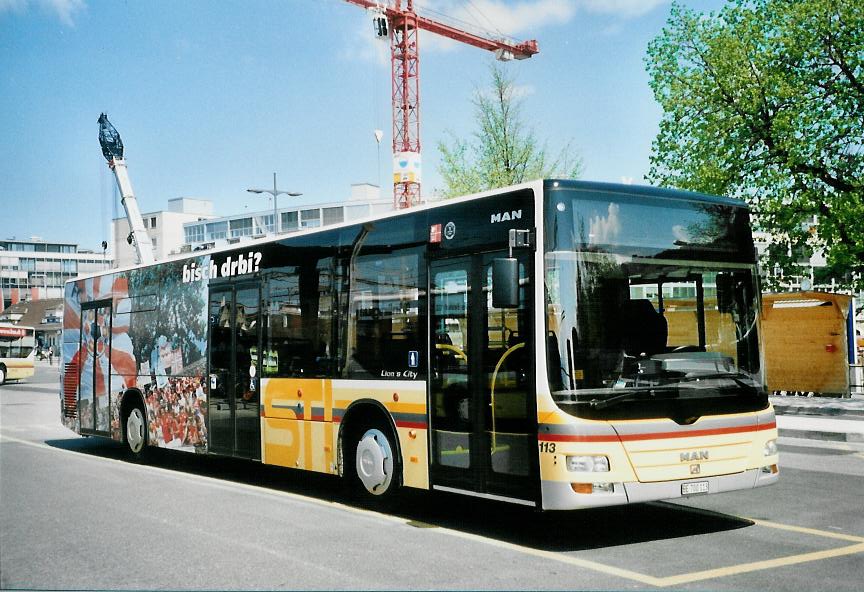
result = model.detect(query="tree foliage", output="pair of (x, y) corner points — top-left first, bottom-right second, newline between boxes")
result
(436, 64), (582, 198)
(646, 0), (864, 287)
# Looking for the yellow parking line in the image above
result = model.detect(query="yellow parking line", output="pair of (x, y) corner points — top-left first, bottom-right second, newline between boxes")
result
(656, 541), (864, 587)
(422, 527), (668, 586)
(429, 515), (864, 588)
(634, 515), (864, 587)
(751, 517), (864, 543)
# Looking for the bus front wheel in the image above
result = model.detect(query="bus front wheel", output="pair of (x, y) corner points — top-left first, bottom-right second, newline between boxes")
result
(0, 365), (6, 386)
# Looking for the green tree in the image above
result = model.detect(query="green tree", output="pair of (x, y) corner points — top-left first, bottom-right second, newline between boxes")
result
(436, 63), (582, 198)
(646, 0), (864, 287)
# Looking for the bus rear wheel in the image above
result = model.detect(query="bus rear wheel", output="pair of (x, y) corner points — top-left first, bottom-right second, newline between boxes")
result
(0, 365), (6, 386)
(348, 422), (401, 499)
(124, 404), (148, 460)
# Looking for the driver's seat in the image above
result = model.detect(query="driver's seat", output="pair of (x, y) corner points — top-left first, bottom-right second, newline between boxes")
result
(621, 299), (667, 357)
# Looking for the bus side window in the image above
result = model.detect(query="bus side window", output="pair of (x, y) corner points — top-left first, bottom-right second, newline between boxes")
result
(344, 247), (423, 380)
(266, 257), (336, 378)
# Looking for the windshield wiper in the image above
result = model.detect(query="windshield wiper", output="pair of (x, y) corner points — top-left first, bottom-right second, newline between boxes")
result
(675, 372), (761, 393)
(588, 373), (760, 410)
(588, 387), (674, 410)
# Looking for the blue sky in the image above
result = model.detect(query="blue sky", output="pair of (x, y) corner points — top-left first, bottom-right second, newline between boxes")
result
(0, 0), (724, 250)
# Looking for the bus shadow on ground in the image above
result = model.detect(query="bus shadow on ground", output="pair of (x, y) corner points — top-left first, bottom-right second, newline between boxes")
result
(45, 437), (753, 552)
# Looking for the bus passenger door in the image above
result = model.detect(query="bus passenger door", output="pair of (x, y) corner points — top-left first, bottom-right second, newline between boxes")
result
(78, 300), (112, 435)
(208, 283), (262, 460)
(429, 253), (537, 504)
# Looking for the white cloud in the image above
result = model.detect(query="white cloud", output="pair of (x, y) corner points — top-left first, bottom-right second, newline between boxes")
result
(0, 0), (86, 26)
(416, 0), (577, 52)
(0, 0), (27, 14)
(338, 16), (391, 66)
(578, 0), (669, 18)
(341, 0), (669, 62)
(414, 0), (667, 52)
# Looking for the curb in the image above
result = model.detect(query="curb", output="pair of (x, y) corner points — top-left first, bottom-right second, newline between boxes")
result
(771, 405), (864, 419)
(778, 428), (864, 443)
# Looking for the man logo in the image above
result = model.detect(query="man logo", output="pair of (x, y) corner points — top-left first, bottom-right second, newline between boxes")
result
(680, 450), (709, 462)
(490, 209), (522, 224)
(690, 464), (701, 475)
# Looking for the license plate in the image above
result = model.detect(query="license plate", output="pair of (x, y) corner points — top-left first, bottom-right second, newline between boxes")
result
(682, 481), (709, 496)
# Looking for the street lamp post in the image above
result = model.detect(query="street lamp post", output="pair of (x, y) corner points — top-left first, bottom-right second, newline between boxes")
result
(246, 173), (302, 236)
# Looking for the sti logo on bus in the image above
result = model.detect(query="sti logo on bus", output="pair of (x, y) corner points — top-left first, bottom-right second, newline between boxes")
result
(490, 209), (522, 224)
(680, 450), (709, 462)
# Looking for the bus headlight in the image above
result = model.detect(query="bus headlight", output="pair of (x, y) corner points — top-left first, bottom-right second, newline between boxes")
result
(566, 455), (610, 472)
(763, 439), (777, 456)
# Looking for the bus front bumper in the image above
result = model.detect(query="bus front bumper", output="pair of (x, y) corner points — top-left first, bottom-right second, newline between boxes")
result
(540, 466), (779, 510)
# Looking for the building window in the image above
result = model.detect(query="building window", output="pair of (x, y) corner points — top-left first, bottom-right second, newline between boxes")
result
(259, 214), (275, 234)
(230, 218), (253, 238)
(322, 207), (344, 226)
(281, 211), (298, 231)
(205, 221), (227, 240)
(301, 209), (321, 229)
(150, 217), (157, 229)
(185, 225), (205, 244)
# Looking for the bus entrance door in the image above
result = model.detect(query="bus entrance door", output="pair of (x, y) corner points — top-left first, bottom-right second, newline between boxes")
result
(208, 283), (262, 460)
(429, 253), (538, 505)
(78, 300), (112, 435)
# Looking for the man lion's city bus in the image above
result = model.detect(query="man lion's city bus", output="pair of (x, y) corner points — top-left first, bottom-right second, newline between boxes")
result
(1, 323), (36, 385)
(60, 180), (779, 509)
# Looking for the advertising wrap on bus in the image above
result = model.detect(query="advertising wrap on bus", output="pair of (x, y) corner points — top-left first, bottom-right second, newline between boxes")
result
(60, 179), (778, 511)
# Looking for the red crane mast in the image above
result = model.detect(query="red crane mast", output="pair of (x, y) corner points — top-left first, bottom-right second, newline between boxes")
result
(344, 0), (538, 209)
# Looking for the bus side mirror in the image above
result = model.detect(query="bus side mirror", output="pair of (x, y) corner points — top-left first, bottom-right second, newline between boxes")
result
(492, 258), (519, 308)
(90, 321), (101, 341)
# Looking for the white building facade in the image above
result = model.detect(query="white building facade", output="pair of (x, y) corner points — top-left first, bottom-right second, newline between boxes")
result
(112, 197), (215, 268)
(181, 184), (391, 251)
(0, 239), (111, 311)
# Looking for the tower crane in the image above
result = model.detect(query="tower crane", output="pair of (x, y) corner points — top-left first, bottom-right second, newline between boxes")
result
(345, 0), (539, 209)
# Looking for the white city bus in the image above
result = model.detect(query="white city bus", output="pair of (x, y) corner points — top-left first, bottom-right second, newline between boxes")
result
(61, 180), (778, 509)
(1, 323), (36, 385)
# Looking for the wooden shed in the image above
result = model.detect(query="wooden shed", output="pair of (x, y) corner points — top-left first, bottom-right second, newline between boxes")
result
(761, 291), (852, 396)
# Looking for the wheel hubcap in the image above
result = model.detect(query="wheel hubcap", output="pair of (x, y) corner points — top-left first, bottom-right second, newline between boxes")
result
(355, 429), (393, 495)
(127, 409), (145, 453)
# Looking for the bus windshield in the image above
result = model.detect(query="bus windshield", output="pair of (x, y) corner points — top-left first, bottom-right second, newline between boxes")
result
(544, 185), (767, 421)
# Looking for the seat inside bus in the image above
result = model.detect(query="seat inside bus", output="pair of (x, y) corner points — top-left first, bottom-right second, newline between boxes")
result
(621, 299), (668, 357)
